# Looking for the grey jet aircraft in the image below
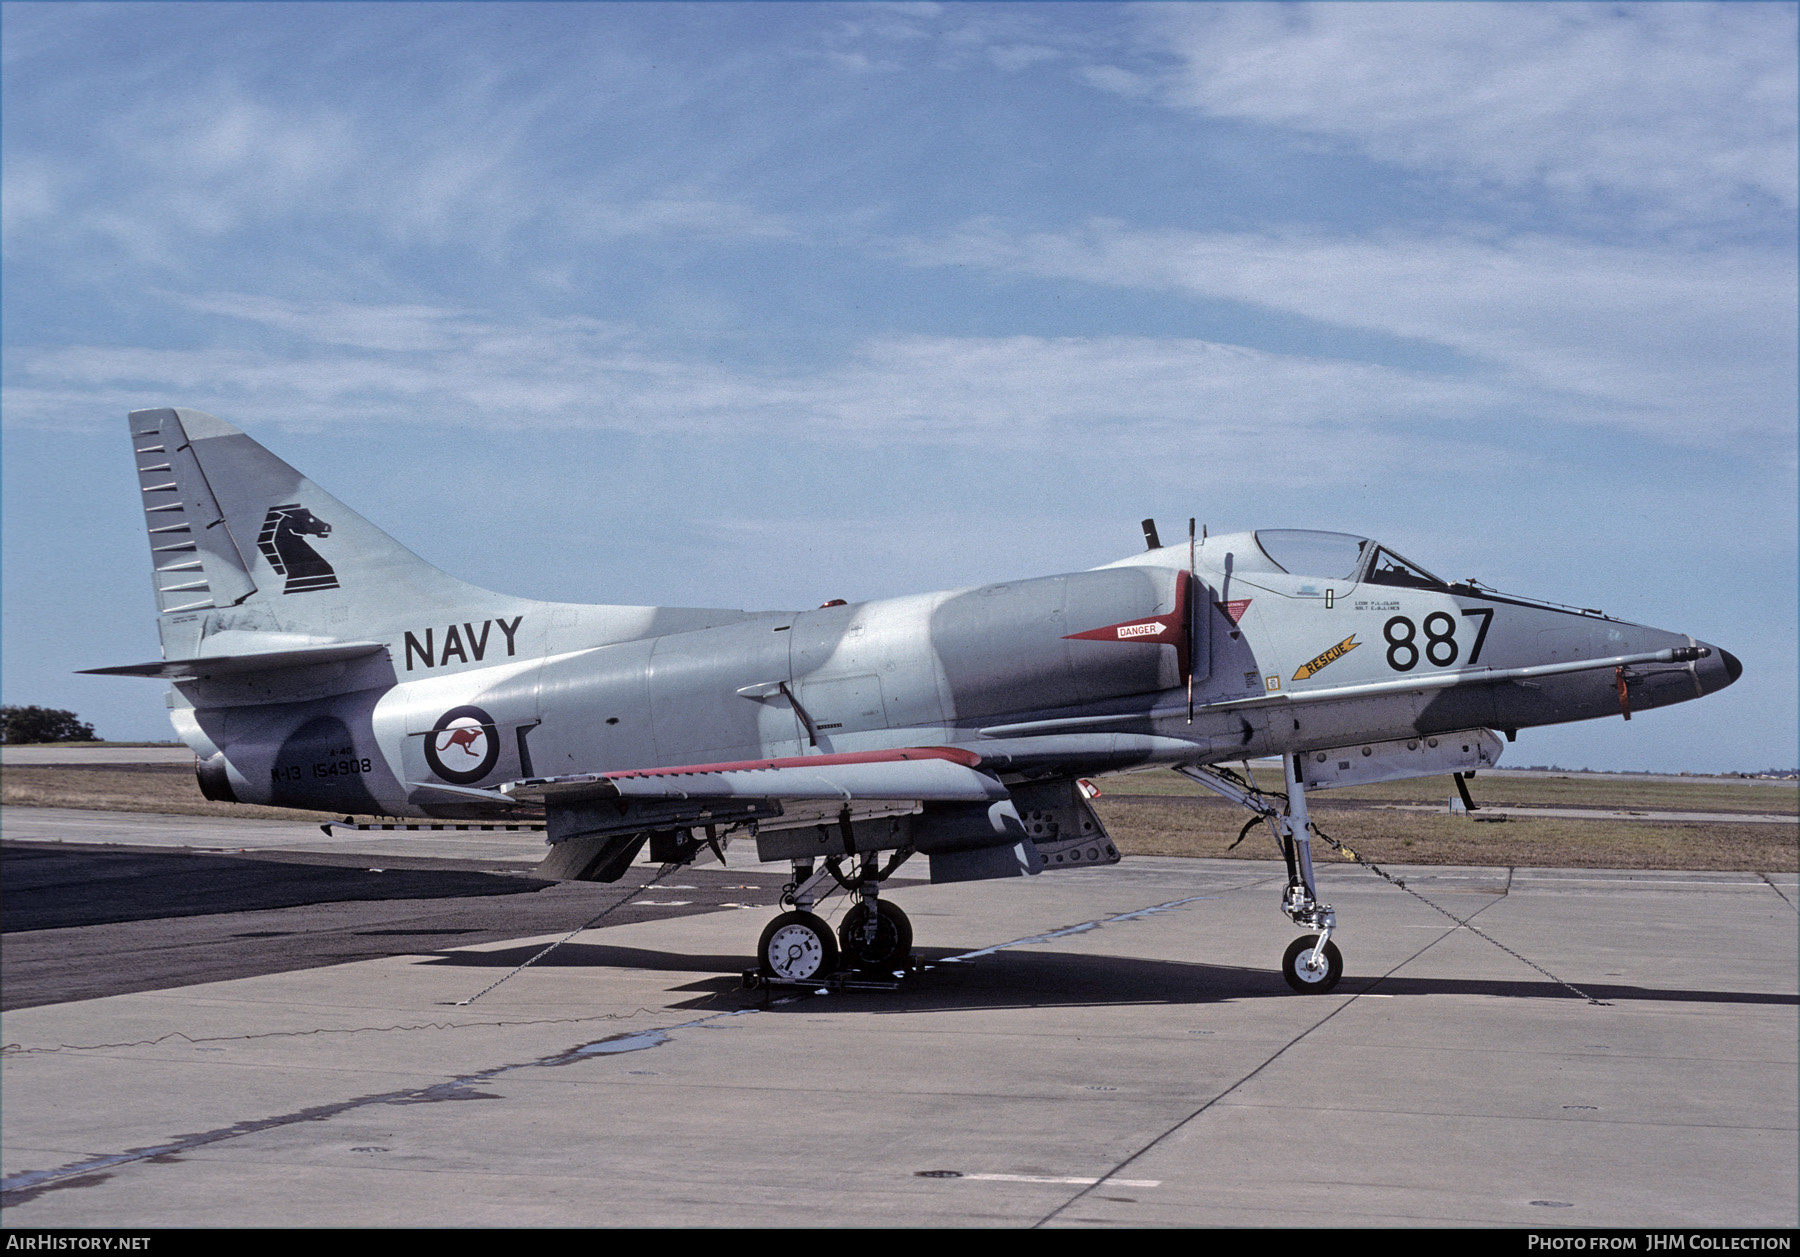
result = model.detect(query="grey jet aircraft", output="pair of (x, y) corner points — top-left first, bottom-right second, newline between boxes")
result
(89, 408), (1741, 992)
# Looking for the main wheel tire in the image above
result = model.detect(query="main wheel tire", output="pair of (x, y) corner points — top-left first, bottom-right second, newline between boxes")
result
(759, 911), (839, 981)
(837, 899), (913, 971)
(1282, 935), (1344, 994)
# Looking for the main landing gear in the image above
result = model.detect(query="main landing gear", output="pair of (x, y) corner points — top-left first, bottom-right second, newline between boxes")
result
(755, 850), (915, 985)
(758, 911), (838, 981)
(1177, 754), (1343, 995)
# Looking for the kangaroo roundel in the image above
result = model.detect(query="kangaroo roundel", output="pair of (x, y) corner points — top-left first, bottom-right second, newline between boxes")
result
(425, 706), (500, 784)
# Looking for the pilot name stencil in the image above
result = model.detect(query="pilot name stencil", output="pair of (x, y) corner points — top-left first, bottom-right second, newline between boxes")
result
(403, 616), (524, 670)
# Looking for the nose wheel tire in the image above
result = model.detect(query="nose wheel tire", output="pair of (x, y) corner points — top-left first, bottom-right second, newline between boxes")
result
(1282, 935), (1343, 994)
(759, 911), (839, 981)
(838, 899), (913, 971)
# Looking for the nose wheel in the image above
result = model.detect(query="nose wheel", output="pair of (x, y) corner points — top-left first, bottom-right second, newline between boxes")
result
(1282, 934), (1343, 993)
(758, 911), (838, 982)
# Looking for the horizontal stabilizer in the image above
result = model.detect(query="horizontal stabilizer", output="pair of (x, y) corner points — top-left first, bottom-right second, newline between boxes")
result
(80, 641), (386, 679)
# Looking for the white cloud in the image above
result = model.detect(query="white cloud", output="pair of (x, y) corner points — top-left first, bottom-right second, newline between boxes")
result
(0, 153), (58, 239)
(1075, 63), (1153, 99)
(2, 293), (1518, 493)
(987, 42), (1062, 72)
(1, 39), (795, 271)
(1123, 1), (1798, 227)
(899, 219), (1797, 446)
(810, 1), (1120, 79)
(177, 294), (489, 354)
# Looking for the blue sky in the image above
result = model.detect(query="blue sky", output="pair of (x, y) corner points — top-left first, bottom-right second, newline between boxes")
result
(3, 1), (1795, 771)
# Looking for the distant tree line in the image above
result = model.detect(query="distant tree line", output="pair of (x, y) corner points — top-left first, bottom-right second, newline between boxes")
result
(1, 706), (98, 743)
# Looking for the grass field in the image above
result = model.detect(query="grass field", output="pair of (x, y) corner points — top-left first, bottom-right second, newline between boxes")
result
(2, 762), (1794, 872)
(1, 765), (344, 823)
(1103, 766), (1794, 813)
(1, 741), (187, 749)
(1090, 769), (1796, 871)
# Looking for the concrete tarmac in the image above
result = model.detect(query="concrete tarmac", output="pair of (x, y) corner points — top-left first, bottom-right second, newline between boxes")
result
(1, 806), (1794, 1228)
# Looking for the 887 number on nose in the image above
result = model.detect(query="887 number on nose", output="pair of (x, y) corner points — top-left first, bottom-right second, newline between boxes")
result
(1383, 608), (1493, 672)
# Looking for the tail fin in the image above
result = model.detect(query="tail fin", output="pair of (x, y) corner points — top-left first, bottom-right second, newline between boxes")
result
(129, 408), (508, 659)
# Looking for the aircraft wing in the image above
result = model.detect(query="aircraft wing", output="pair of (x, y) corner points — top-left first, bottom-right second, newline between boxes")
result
(498, 746), (1008, 808)
(489, 747), (1022, 883)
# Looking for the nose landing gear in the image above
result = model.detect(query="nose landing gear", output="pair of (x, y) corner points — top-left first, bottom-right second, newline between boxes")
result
(1178, 753), (1344, 995)
(1282, 934), (1343, 993)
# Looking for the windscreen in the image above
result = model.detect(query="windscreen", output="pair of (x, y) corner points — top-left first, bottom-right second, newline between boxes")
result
(1254, 530), (1368, 580)
(1364, 547), (1448, 590)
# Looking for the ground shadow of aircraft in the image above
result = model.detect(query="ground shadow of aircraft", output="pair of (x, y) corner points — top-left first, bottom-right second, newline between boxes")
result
(417, 941), (1795, 1012)
(0, 843), (547, 932)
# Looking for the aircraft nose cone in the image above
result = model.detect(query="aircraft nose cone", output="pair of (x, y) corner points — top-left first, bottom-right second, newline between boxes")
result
(1693, 642), (1741, 696)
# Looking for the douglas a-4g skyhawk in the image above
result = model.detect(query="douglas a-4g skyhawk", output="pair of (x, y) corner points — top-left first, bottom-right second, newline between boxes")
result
(90, 408), (1741, 992)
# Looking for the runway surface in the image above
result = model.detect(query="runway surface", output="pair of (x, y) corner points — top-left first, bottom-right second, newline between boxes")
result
(2, 804), (1795, 1228)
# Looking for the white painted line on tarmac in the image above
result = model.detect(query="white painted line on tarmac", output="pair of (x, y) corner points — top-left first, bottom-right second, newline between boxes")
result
(1378, 804), (1796, 824)
(963, 1173), (1161, 1187)
(1513, 877), (1772, 887)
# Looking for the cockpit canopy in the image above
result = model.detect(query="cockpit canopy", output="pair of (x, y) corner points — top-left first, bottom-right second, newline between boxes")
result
(1253, 529), (1451, 590)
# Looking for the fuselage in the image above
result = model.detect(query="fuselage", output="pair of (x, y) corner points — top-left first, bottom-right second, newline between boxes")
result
(174, 528), (1738, 820)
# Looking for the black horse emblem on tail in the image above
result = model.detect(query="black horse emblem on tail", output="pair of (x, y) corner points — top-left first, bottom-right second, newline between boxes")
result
(257, 504), (339, 593)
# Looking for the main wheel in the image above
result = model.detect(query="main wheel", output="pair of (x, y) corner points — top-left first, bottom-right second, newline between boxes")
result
(837, 899), (913, 971)
(758, 911), (839, 981)
(1282, 935), (1343, 994)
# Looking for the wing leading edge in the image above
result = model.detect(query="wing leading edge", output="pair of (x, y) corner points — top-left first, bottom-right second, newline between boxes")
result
(498, 746), (1005, 807)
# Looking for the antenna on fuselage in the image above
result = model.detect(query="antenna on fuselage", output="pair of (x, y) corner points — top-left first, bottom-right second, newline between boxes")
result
(1141, 518), (1161, 550)
(1187, 517), (1197, 724)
